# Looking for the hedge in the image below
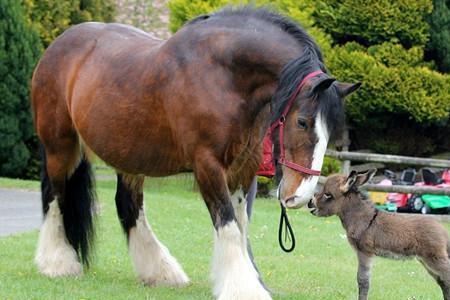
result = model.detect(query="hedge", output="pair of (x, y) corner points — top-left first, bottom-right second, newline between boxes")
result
(22, 0), (116, 47)
(426, 0), (450, 73)
(0, 0), (41, 177)
(327, 43), (450, 124)
(313, 0), (432, 48)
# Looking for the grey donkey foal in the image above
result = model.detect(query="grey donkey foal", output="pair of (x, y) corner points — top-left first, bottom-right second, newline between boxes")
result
(308, 170), (450, 300)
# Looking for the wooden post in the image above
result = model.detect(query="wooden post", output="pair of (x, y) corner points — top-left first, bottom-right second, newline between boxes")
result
(340, 127), (351, 175)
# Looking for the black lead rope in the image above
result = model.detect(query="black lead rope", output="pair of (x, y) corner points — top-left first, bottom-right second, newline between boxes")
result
(278, 202), (296, 252)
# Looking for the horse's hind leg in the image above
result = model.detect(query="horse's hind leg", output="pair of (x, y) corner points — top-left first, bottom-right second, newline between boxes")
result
(115, 174), (189, 286)
(36, 138), (95, 277)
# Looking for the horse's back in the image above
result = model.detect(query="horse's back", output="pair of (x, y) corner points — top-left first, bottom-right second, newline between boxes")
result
(32, 21), (254, 177)
(32, 23), (185, 175)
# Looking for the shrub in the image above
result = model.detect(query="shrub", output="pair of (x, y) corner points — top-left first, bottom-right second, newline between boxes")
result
(327, 44), (450, 125)
(367, 43), (429, 68)
(22, 0), (116, 47)
(168, 0), (333, 51)
(70, 0), (116, 24)
(321, 157), (341, 176)
(313, 0), (432, 47)
(426, 0), (450, 73)
(0, 0), (41, 178)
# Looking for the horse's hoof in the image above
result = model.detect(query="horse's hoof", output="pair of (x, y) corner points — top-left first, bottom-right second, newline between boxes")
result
(36, 258), (83, 277)
(35, 238), (83, 277)
(141, 267), (190, 287)
(138, 254), (190, 287)
(216, 285), (272, 300)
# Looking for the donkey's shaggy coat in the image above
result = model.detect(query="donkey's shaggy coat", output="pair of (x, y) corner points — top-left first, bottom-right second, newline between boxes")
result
(309, 170), (450, 300)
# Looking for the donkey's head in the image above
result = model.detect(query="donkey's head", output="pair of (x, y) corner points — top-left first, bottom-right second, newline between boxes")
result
(308, 169), (376, 216)
(273, 67), (360, 209)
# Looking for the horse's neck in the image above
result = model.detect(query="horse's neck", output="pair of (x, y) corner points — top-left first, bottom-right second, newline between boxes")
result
(222, 34), (301, 125)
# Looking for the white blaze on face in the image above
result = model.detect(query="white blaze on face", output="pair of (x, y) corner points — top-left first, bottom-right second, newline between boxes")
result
(287, 113), (329, 208)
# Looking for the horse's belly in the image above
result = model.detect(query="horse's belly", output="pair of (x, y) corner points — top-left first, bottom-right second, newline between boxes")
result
(86, 135), (189, 176)
(73, 101), (189, 176)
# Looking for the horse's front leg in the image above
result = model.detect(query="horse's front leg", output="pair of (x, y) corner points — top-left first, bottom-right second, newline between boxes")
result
(194, 154), (271, 300)
(231, 181), (268, 291)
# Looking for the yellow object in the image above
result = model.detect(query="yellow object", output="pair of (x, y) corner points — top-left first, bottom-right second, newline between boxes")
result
(369, 191), (388, 205)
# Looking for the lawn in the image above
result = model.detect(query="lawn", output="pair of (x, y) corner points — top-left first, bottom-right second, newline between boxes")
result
(0, 172), (446, 299)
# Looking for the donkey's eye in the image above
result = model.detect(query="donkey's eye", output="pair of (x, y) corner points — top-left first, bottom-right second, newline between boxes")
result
(297, 118), (308, 130)
(324, 193), (333, 200)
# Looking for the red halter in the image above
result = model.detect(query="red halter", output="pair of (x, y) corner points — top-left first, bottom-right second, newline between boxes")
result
(269, 70), (324, 176)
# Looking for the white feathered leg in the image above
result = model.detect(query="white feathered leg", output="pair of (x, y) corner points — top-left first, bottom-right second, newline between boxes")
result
(35, 199), (82, 277)
(128, 208), (189, 287)
(211, 219), (271, 300)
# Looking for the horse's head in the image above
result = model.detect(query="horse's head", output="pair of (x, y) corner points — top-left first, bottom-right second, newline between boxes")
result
(274, 71), (360, 209)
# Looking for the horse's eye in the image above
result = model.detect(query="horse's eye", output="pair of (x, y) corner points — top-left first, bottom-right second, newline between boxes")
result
(324, 193), (333, 200)
(297, 118), (308, 130)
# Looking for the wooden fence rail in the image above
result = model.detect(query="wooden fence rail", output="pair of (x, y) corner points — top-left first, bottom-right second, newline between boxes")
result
(362, 184), (450, 196)
(326, 150), (450, 168)
(318, 176), (450, 196)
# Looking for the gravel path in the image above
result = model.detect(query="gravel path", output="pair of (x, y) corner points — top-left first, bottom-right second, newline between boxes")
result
(0, 188), (42, 237)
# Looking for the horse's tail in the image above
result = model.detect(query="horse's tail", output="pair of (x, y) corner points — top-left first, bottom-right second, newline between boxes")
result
(40, 146), (96, 267)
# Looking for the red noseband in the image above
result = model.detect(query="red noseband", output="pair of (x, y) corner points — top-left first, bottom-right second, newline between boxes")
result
(270, 70), (324, 176)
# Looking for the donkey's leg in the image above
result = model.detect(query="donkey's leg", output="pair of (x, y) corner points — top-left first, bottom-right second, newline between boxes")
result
(36, 144), (95, 277)
(195, 154), (271, 300)
(356, 251), (372, 300)
(115, 174), (189, 286)
(419, 256), (450, 300)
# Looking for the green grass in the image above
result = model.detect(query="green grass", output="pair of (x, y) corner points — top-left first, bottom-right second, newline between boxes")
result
(0, 174), (447, 299)
(0, 177), (39, 190)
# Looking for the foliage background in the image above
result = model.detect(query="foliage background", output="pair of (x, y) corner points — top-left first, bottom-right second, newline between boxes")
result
(0, 0), (41, 178)
(1, 0), (449, 179)
(0, 0), (116, 179)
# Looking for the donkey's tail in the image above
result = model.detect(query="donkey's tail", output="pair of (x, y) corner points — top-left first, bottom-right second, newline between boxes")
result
(41, 148), (96, 267)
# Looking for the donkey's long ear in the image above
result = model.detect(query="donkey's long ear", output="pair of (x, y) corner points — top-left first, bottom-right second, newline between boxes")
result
(340, 170), (358, 193)
(354, 169), (377, 188)
(336, 82), (361, 97)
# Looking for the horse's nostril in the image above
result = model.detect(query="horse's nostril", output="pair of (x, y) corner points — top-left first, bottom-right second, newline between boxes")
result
(307, 200), (313, 208)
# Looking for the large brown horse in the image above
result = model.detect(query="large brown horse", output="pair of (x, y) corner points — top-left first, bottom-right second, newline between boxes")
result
(31, 7), (359, 299)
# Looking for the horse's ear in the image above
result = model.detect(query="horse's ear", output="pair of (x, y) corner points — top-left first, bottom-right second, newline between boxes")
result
(311, 77), (336, 94)
(336, 82), (361, 97)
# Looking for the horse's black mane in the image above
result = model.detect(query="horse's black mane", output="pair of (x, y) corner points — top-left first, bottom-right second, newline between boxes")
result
(188, 6), (345, 141)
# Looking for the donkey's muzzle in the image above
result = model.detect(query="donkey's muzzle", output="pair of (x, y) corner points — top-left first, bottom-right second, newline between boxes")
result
(307, 199), (317, 215)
